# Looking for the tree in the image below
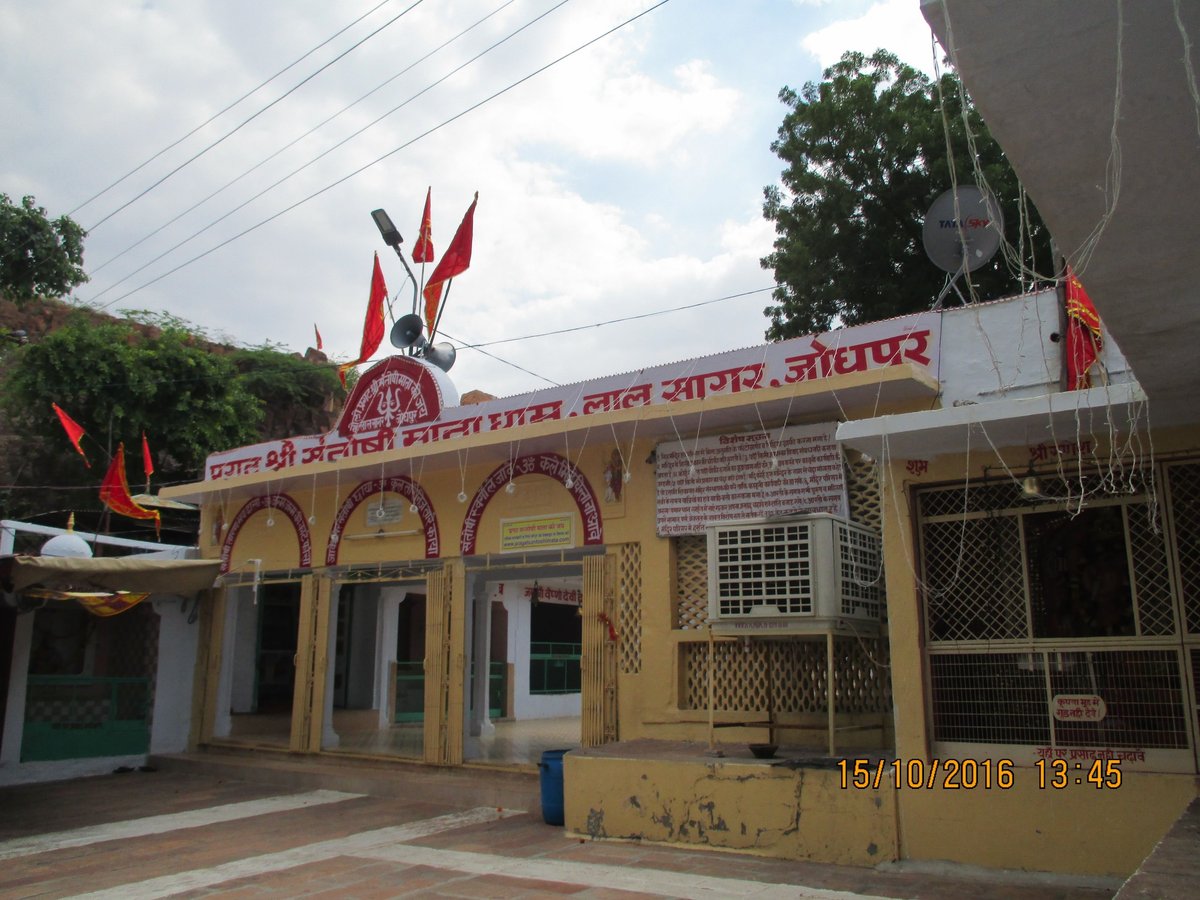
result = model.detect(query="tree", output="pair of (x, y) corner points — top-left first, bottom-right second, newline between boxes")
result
(229, 344), (346, 439)
(761, 50), (1052, 339)
(0, 194), (88, 305)
(0, 313), (263, 537)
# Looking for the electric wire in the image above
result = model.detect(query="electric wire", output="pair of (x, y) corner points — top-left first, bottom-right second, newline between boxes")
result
(84, 0), (427, 234)
(457, 286), (776, 349)
(87, 0), (573, 304)
(86, 0), (673, 312)
(14, 279), (761, 397)
(438, 329), (560, 386)
(89, 0), (521, 276)
(67, 0), (402, 222)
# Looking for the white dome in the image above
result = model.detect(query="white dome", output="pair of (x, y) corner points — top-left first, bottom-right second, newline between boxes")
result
(40, 532), (94, 558)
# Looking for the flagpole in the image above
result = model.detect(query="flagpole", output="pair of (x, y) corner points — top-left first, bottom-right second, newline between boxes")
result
(430, 280), (453, 344)
(387, 247), (419, 319)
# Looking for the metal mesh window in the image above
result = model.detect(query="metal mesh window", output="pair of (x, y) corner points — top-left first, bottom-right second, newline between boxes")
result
(1048, 650), (1187, 749)
(1168, 463), (1200, 633)
(930, 653), (1051, 744)
(920, 468), (1199, 758)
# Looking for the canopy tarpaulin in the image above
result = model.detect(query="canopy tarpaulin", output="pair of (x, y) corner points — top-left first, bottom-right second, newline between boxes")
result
(0, 555), (220, 596)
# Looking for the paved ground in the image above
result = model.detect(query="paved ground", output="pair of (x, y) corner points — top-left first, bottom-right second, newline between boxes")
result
(0, 769), (1118, 899)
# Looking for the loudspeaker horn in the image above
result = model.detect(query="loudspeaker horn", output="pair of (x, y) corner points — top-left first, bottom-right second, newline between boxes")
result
(423, 342), (456, 372)
(390, 313), (424, 350)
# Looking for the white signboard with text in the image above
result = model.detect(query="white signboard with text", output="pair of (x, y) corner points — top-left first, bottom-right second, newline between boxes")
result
(655, 422), (847, 536)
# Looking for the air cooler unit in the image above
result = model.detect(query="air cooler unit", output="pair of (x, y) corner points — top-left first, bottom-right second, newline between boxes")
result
(706, 513), (882, 635)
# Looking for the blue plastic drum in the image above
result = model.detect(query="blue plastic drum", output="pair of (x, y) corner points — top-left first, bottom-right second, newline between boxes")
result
(538, 748), (569, 825)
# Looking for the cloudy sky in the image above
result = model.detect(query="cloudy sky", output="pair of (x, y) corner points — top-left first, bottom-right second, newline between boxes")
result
(2, 0), (940, 399)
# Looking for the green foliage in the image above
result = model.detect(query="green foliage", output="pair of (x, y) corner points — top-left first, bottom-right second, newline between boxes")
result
(0, 194), (88, 305)
(230, 344), (346, 438)
(761, 50), (1052, 339)
(0, 314), (262, 529)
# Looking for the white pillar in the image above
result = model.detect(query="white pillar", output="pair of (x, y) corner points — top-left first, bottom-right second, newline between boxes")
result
(1, 613), (34, 764)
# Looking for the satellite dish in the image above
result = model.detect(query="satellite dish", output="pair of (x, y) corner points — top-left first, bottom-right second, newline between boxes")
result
(923, 186), (1004, 308)
(923, 186), (1004, 274)
(390, 313), (424, 350)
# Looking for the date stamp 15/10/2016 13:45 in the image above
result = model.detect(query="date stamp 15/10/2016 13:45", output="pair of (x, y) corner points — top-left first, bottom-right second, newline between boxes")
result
(837, 757), (1124, 791)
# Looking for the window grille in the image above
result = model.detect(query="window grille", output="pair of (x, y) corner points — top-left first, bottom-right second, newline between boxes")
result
(1167, 462), (1200, 633)
(930, 650), (1188, 750)
(918, 464), (1200, 764)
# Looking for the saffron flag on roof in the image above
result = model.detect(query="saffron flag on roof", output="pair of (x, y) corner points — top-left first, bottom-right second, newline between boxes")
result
(141, 432), (154, 490)
(52, 403), (90, 468)
(338, 253), (389, 387)
(1065, 266), (1103, 390)
(412, 187), (434, 264)
(423, 192), (477, 335)
(100, 444), (161, 536)
(314, 323), (324, 351)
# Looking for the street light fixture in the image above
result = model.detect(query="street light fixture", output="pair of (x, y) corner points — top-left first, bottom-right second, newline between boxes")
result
(370, 208), (419, 318)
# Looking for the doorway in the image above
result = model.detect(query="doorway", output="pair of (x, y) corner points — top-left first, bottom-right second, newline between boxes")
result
(323, 582), (428, 759)
(464, 572), (583, 765)
(220, 581), (302, 747)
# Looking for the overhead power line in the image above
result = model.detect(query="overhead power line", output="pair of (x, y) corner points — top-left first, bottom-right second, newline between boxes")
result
(67, 0), (401, 221)
(83, 0), (427, 233)
(89, 0), (522, 276)
(88, 0), (572, 303)
(90, 0), (674, 312)
(455, 287), (777, 349)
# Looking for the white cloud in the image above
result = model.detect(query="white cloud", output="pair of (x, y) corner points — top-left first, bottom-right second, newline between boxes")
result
(800, 0), (941, 76)
(2, 0), (847, 401)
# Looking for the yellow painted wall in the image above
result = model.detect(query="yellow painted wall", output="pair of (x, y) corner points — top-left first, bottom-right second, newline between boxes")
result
(209, 439), (663, 573)
(564, 748), (898, 866)
(878, 425), (1200, 876)
(896, 773), (1196, 877)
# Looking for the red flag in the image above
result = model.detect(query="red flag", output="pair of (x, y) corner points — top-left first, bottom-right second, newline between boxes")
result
(338, 253), (389, 387)
(52, 403), (90, 468)
(412, 187), (434, 264)
(141, 431), (155, 479)
(423, 192), (477, 333)
(100, 444), (160, 535)
(1065, 266), (1103, 390)
(314, 323), (323, 351)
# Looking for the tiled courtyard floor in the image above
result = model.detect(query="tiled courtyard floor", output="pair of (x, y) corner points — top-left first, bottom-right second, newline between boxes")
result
(0, 768), (1120, 899)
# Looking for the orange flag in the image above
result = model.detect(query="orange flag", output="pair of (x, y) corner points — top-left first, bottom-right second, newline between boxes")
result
(100, 444), (160, 535)
(141, 431), (154, 481)
(1065, 266), (1103, 390)
(52, 403), (90, 468)
(412, 187), (434, 264)
(423, 192), (477, 334)
(314, 323), (323, 351)
(338, 253), (389, 387)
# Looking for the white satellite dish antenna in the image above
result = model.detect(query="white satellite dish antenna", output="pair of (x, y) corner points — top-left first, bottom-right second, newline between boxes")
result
(922, 186), (1004, 308)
